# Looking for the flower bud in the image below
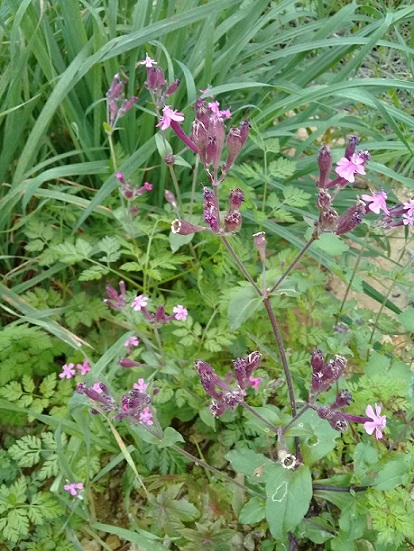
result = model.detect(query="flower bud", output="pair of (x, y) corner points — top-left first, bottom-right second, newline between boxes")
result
(119, 358), (141, 368)
(344, 134), (360, 160)
(229, 188), (244, 211)
(145, 67), (166, 92)
(164, 79), (180, 98)
(164, 189), (177, 209)
(209, 116), (225, 170)
(106, 74), (124, 101)
(331, 389), (353, 409)
(335, 200), (366, 235)
(317, 145), (332, 189)
(224, 211), (242, 232)
(164, 154), (175, 165)
(311, 349), (324, 371)
(171, 219), (207, 235)
(224, 120), (250, 171)
(253, 232), (267, 265)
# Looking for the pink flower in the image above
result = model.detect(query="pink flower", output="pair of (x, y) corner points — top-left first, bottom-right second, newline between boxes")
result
(219, 108), (232, 119)
(363, 403), (386, 440)
(361, 190), (390, 215)
(403, 199), (414, 217)
(173, 304), (188, 321)
(139, 407), (153, 425)
(140, 53), (157, 67)
(248, 376), (263, 391)
(60, 363), (76, 379)
(76, 359), (91, 376)
(64, 482), (84, 497)
(144, 182), (153, 191)
(403, 213), (414, 226)
(156, 106), (184, 131)
(208, 101), (221, 114)
(335, 153), (366, 183)
(133, 378), (148, 393)
(92, 382), (103, 394)
(124, 336), (139, 348)
(131, 295), (149, 311)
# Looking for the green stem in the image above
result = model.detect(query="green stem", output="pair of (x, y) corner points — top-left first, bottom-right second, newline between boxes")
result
(268, 236), (317, 295)
(167, 164), (183, 214)
(221, 236), (261, 295)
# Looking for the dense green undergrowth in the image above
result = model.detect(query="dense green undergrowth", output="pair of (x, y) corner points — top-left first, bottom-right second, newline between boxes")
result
(1, 0), (414, 549)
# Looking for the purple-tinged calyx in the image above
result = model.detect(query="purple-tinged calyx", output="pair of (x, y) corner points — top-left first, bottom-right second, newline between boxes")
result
(317, 145), (332, 189)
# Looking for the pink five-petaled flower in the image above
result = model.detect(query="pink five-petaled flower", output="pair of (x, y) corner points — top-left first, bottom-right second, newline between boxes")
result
(131, 295), (149, 311)
(60, 363), (76, 379)
(173, 305), (188, 321)
(156, 106), (184, 131)
(361, 190), (390, 215)
(335, 153), (366, 183)
(64, 482), (84, 497)
(140, 54), (157, 67)
(249, 376), (263, 391)
(403, 199), (414, 217)
(364, 403), (386, 440)
(76, 359), (91, 376)
(124, 336), (139, 348)
(139, 407), (153, 425)
(133, 378), (148, 393)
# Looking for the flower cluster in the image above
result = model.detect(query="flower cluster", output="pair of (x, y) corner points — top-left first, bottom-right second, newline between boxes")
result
(130, 294), (188, 325)
(59, 358), (91, 380)
(382, 198), (414, 229)
(77, 380), (154, 426)
(308, 349), (386, 439)
(195, 351), (262, 417)
(104, 280), (127, 311)
(106, 74), (138, 130)
(138, 54), (180, 104)
(315, 136), (371, 237)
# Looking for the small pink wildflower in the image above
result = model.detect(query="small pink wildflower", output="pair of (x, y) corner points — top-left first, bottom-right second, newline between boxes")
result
(133, 378), (148, 393)
(144, 182), (153, 191)
(64, 482), (84, 497)
(335, 153), (366, 183)
(76, 359), (91, 376)
(220, 108), (232, 119)
(131, 295), (149, 311)
(208, 101), (220, 115)
(249, 376), (263, 391)
(140, 53), (157, 67)
(92, 382), (103, 394)
(403, 199), (414, 217)
(139, 407), (153, 425)
(156, 106), (184, 131)
(361, 190), (390, 215)
(363, 403), (386, 440)
(124, 336), (139, 348)
(60, 363), (76, 379)
(200, 86), (212, 95)
(173, 304), (188, 321)
(403, 213), (414, 226)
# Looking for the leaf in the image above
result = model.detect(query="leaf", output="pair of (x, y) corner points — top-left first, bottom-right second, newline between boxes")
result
(313, 233), (349, 256)
(372, 455), (414, 491)
(8, 436), (42, 467)
(239, 497), (266, 524)
(158, 427), (185, 449)
(169, 231), (194, 253)
(282, 186), (311, 207)
(98, 236), (121, 262)
(398, 308), (414, 331)
(265, 464), (312, 540)
(79, 265), (109, 281)
(1, 509), (29, 542)
(268, 158), (296, 179)
(226, 448), (272, 478)
(228, 285), (263, 330)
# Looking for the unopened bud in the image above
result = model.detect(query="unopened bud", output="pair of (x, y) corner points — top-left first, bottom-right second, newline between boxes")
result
(317, 145), (332, 188)
(229, 188), (244, 211)
(164, 79), (180, 98)
(253, 232), (266, 264)
(331, 389), (353, 409)
(224, 211), (242, 232)
(344, 135), (360, 160)
(164, 153), (175, 165)
(119, 358), (141, 368)
(171, 219), (207, 235)
(146, 67), (166, 92)
(164, 189), (177, 209)
(209, 116), (225, 170)
(311, 349), (324, 371)
(224, 120), (250, 171)
(335, 200), (366, 235)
